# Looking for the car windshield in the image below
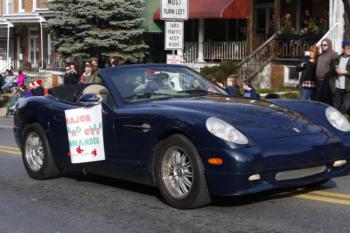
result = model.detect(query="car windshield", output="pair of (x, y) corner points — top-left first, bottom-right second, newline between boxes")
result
(108, 66), (227, 102)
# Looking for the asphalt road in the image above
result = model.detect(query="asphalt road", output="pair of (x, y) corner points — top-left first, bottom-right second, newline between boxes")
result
(1, 118), (350, 233)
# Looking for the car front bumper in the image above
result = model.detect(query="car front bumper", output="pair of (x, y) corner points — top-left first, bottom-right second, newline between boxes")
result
(199, 133), (350, 196)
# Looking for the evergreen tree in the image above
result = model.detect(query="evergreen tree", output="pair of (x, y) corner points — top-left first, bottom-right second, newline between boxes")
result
(47, 0), (148, 63)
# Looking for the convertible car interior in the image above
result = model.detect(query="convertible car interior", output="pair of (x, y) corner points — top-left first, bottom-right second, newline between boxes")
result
(48, 83), (112, 105)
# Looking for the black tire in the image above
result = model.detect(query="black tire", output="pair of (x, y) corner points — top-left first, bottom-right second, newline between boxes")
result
(22, 123), (61, 180)
(155, 134), (211, 209)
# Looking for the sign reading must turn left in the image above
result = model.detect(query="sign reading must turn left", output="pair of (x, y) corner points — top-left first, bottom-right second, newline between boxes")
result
(160, 0), (188, 20)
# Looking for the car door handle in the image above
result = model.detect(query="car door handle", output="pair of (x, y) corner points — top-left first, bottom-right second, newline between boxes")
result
(124, 123), (151, 132)
(53, 114), (65, 122)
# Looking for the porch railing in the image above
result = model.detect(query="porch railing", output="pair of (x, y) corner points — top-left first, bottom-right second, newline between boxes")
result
(275, 34), (320, 58)
(253, 34), (268, 50)
(236, 33), (277, 81)
(183, 42), (198, 63)
(183, 41), (247, 63)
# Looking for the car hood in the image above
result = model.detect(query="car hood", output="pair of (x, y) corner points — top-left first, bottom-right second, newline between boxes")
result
(152, 96), (327, 141)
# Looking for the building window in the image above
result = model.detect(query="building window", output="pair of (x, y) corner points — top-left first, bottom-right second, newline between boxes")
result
(19, 0), (25, 12)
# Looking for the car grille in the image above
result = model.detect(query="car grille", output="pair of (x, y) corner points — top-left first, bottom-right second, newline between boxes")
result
(275, 165), (326, 181)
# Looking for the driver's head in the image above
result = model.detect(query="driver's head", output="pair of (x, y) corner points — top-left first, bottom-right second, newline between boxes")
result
(144, 68), (156, 79)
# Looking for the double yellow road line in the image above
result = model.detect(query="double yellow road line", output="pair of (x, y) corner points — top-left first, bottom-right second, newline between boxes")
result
(295, 190), (350, 206)
(278, 187), (350, 206)
(0, 145), (21, 155)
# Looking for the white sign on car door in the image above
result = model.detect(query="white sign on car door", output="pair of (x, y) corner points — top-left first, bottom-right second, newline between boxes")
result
(165, 21), (184, 50)
(160, 0), (188, 20)
(65, 105), (105, 164)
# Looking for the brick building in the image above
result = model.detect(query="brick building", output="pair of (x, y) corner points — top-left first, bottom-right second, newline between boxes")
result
(0, 0), (55, 72)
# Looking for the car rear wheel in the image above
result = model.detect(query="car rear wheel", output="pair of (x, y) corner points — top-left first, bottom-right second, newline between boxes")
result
(155, 134), (211, 209)
(22, 123), (60, 180)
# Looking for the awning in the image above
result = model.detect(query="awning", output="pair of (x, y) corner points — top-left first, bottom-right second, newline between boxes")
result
(154, 0), (250, 20)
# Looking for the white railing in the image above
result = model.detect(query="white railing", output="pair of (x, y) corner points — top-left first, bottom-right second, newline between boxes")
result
(316, 22), (342, 53)
(203, 42), (247, 60)
(183, 42), (198, 63)
(183, 41), (247, 63)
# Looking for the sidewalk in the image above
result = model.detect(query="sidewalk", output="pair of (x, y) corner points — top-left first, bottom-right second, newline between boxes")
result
(0, 107), (8, 118)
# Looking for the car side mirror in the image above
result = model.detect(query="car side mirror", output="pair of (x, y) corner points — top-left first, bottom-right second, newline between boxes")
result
(78, 93), (102, 105)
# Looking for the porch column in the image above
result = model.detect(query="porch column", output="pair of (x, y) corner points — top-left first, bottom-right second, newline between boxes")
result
(329, 0), (334, 27)
(197, 19), (205, 63)
(274, 0), (281, 33)
(6, 22), (13, 69)
(39, 17), (46, 69)
(247, 0), (253, 53)
(48, 33), (52, 66)
(335, 0), (345, 52)
(296, 0), (301, 33)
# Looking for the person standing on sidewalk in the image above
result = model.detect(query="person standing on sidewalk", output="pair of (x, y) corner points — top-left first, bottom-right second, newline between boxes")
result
(297, 45), (319, 100)
(316, 38), (338, 105)
(91, 60), (101, 83)
(329, 40), (350, 114)
(64, 64), (79, 85)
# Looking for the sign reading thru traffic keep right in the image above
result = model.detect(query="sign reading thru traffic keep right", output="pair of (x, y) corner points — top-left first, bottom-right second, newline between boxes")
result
(164, 21), (184, 50)
(160, 0), (189, 20)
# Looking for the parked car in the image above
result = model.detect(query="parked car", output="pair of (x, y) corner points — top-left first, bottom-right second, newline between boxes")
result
(14, 64), (350, 209)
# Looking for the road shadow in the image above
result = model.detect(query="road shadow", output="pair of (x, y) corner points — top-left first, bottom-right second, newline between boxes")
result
(64, 171), (161, 199)
(64, 170), (339, 208)
(211, 179), (338, 207)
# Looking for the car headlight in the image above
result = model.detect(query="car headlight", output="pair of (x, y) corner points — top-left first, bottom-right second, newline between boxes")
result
(206, 117), (249, 144)
(325, 107), (350, 132)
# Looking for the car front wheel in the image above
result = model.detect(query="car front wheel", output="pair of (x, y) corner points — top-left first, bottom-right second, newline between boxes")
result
(155, 134), (211, 209)
(22, 123), (60, 180)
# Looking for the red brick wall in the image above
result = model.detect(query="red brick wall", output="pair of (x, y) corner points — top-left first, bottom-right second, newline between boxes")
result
(0, 0), (3, 15)
(271, 64), (284, 88)
(24, 0), (33, 12)
(14, 0), (19, 13)
(52, 75), (59, 87)
(38, 0), (47, 8)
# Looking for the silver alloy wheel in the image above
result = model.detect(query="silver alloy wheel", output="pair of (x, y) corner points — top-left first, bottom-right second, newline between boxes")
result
(25, 132), (44, 172)
(161, 147), (193, 199)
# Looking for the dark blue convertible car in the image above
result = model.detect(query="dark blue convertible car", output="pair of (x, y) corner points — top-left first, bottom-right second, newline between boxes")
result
(14, 64), (350, 209)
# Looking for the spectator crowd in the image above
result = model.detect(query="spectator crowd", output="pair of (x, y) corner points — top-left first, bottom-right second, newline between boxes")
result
(1, 40), (350, 119)
(297, 38), (350, 116)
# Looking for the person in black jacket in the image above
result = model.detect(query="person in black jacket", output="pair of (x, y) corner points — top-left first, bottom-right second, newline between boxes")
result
(297, 45), (319, 100)
(64, 64), (79, 85)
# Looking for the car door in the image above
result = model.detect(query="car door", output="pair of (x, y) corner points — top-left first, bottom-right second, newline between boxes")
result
(49, 99), (116, 172)
(106, 107), (157, 183)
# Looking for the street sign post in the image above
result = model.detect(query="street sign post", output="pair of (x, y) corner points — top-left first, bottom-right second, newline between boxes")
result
(160, 0), (189, 20)
(164, 21), (184, 50)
